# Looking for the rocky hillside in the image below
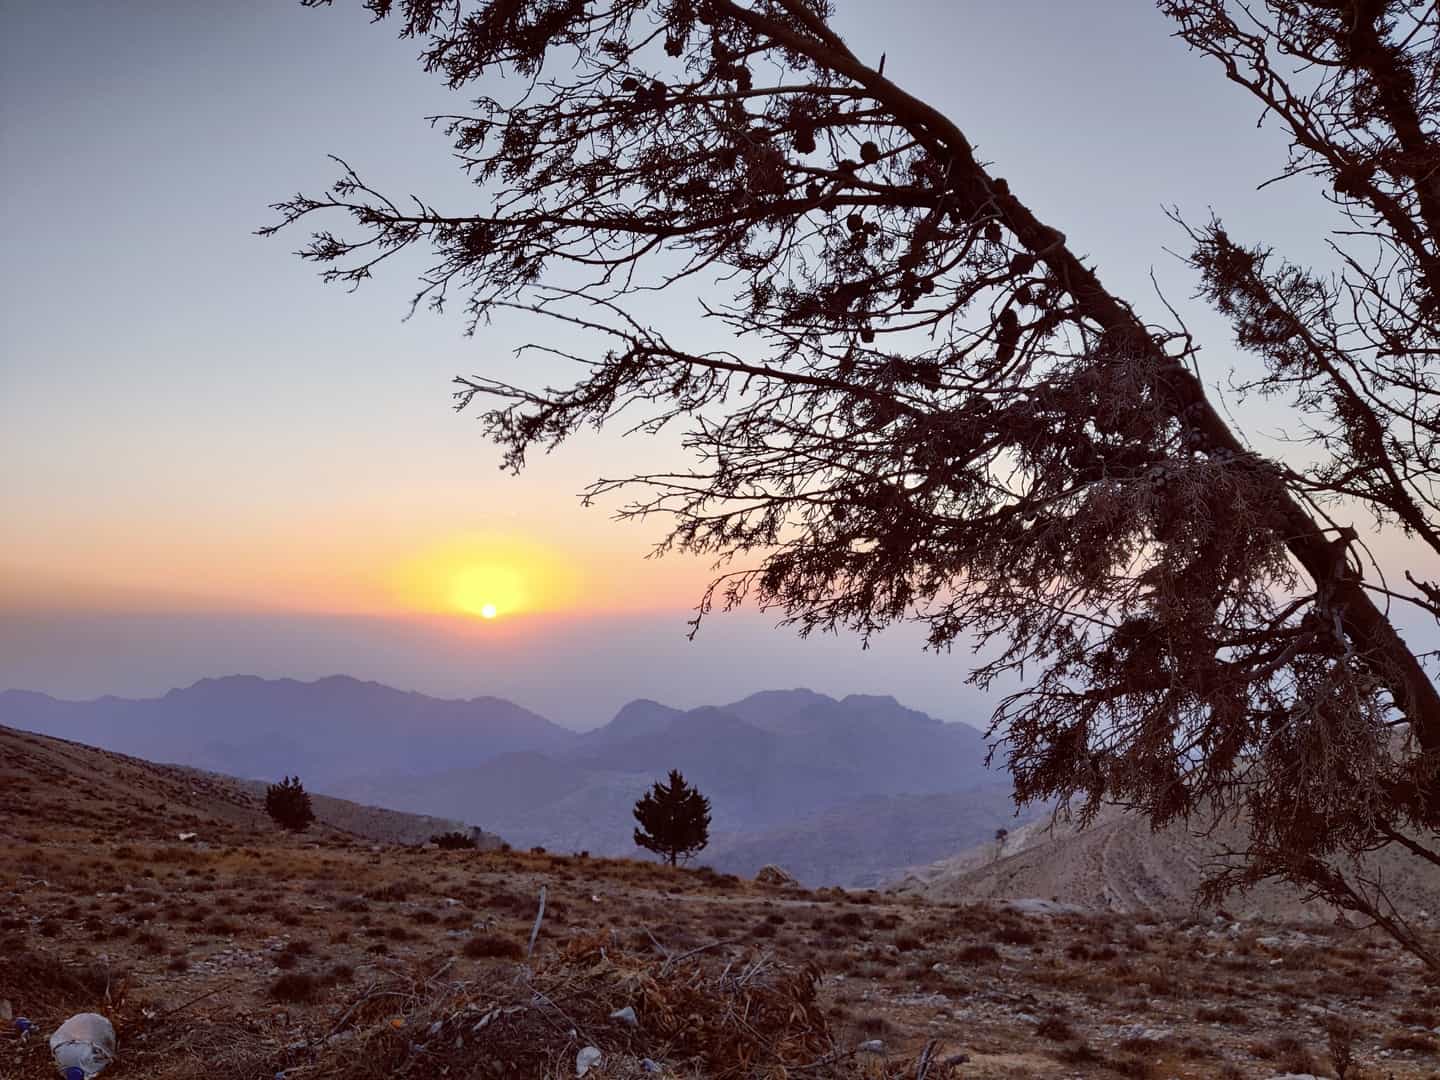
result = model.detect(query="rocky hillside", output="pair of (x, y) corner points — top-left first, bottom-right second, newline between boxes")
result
(4, 728), (1438, 1079)
(0, 724), (492, 847)
(893, 804), (1440, 924)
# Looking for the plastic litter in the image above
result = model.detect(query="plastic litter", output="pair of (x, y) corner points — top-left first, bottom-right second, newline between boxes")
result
(575, 1045), (602, 1076)
(16, 1018), (35, 1038)
(49, 1013), (117, 1079)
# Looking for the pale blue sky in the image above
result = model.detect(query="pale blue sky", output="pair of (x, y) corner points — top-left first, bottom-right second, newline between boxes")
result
(2, 0), (1422, 727)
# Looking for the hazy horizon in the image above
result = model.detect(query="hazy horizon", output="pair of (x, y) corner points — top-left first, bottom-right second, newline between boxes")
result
(0, 608), (1005, 731)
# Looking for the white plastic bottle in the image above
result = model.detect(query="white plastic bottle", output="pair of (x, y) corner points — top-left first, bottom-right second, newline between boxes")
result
(49, 1013), (117, 1080)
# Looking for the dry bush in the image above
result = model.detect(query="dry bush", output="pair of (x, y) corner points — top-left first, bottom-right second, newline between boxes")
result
(365, 881), (410, 903)
(270, 972), (321, 1003)
(4, 946), (125, 1015)
(1196, 1003), (1247, 1025)
(954, 942), (1000, 964)
(462, 932), (524, 960)
(992, 922), (1041, 946)
(1328, 1015), (1360, 1079)
(1384, 1031), (1439, 1054)
(1035, 1015), (1076, 1041)
(1252, 1034), (1317, 1074)
(286, 935), (865, 1080)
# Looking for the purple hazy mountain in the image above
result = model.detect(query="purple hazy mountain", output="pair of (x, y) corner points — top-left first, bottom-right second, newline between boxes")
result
(0, 675), (573, 788)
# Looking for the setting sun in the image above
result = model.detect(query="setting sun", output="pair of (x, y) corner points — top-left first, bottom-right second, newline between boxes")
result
(390, 533), (581, 620)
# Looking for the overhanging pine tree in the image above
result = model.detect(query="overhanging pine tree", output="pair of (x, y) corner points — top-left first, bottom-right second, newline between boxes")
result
(271, 0), (1440, 968)
(633, 770), (712, 867)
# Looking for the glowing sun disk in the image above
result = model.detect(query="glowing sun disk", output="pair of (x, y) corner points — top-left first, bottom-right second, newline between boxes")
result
(391, 534), (582, 619)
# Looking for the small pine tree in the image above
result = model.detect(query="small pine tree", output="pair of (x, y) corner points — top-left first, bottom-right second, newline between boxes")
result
(632, 769), (710, 867)
(430, 830), (477, 850)
(265, 775), (315, 832)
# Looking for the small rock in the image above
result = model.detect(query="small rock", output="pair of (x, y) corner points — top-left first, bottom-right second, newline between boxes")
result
(754, 864), (800, 888)
(609, 1005), (638, 1026)
(576, 1045), (602, 1076)
(1015, 1012), (1039, 1025)
(640, 1060), (663, 1074)
(1115, 1024), (1172, 1042)
(858, 1039), (886, 1054)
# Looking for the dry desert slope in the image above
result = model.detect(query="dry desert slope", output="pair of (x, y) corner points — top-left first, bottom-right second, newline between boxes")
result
(895, 804), (1440, 926)
(3, 725), (1439, 1079)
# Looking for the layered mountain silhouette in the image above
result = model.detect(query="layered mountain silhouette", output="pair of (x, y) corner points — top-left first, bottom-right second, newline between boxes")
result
(0, 676), (1021, 885)
(0, 675), (570, 790)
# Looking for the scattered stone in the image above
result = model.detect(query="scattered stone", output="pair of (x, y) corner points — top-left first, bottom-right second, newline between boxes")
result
(858, 1039), (886, 1054)
(576, 1045), (602, 1076)
(609, 1005), (638, 1026)
(1004, 897), (1086, 916)
(640, 1060), (663, 1074)
(754, 864), (799, 888)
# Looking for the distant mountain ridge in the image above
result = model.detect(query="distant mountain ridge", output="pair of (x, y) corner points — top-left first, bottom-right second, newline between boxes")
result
(0, 675), (571, 789)
(0, 675), (1016, 886)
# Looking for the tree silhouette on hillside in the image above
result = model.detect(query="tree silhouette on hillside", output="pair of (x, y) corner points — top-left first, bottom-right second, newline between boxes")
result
(265, 775), (316, 832)
(633, 770), (711, 867)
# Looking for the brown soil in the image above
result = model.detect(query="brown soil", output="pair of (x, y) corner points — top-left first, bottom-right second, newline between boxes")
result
(3, 725), (1437, 1079)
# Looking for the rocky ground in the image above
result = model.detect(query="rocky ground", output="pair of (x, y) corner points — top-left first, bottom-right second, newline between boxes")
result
(3, 725), (1440, 1079)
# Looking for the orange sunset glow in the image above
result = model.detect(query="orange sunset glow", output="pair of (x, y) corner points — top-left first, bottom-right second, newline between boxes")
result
(390, 534), (582, 620)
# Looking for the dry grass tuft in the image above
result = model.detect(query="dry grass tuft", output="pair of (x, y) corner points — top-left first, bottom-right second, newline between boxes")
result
(293, 934), (850, 1080)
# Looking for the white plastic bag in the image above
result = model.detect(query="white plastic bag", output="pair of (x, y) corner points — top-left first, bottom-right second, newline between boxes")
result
(49, 1013), (117, 1079)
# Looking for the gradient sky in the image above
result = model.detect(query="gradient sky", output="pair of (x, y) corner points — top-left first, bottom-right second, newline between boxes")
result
(2, 1), (1431, 727)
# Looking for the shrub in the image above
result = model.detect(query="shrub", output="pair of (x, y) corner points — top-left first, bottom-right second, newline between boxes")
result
(269, 972), (319, 1003)
(993, 923), (1039, 946)
(955, 943), (1000, 964)
(1036, 1015), (1076, 1041)
(265, 776), (316, 832)
(1196, 1004), (1247, 1025)
(366, 882), (410, 903)
(463, 933), (524, 960)
(430, 831), (477, 850)
(1384, 1031), (1439, 1054)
